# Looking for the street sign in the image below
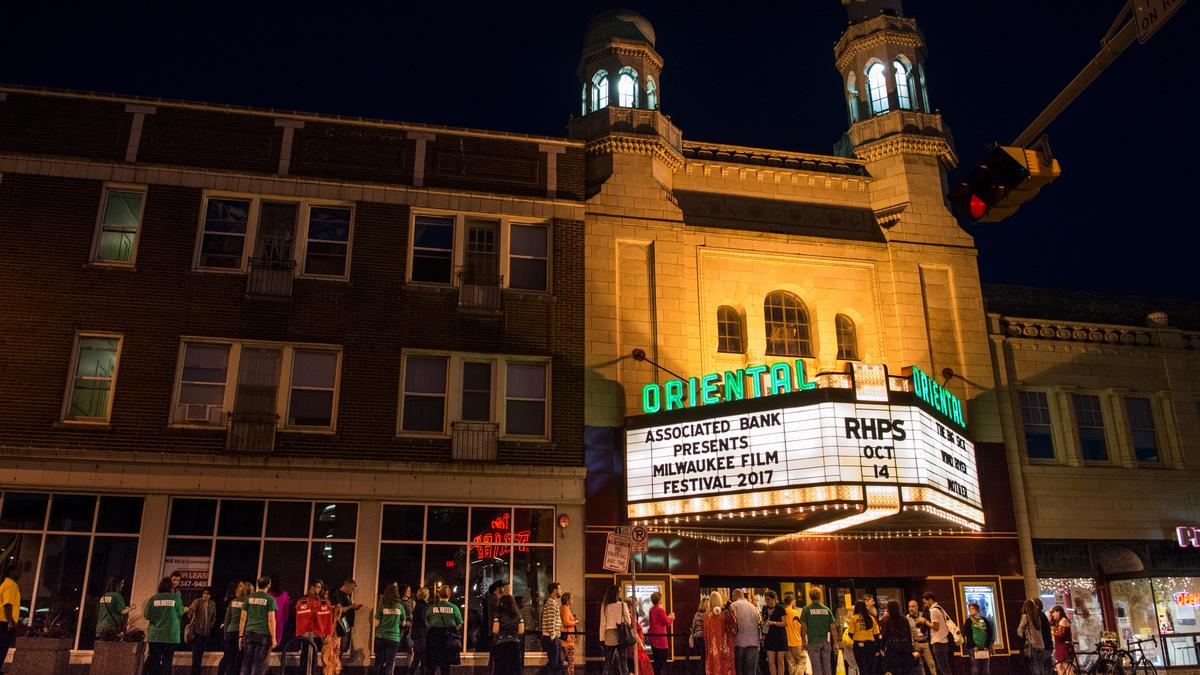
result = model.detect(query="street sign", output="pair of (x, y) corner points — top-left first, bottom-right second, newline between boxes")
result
(604, 533), (632, 573)
(1133, 0), (1186, 44)
(630, 525), (650, 552)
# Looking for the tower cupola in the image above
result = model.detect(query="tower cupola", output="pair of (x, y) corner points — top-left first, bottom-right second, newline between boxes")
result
(835, 0), (932, 125)
(578, 10), (662, 116)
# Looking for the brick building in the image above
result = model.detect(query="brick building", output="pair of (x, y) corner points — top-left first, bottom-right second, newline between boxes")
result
(0, 78), (587, 666)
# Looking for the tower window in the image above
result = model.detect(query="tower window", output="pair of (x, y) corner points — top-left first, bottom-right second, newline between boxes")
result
(835, 314), (858, 361)
(846, 72), (859, 123)
(646, 76), (658, 111)
(617, 66), (639, 108)
(581, 83), (588, 115)
(894, 60), (913, 110)
(591, 70), (609, 111)
(716, 306), (744, 354)
(867, 62), (889, 115)
(764, 291), (812, 358)
(918, 63), (930, 112)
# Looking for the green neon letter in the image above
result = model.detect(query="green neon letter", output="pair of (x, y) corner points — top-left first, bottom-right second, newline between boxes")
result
(794, 359), (816, 390)
(744, 365), (767, 397)
(700, 373), (721, 405)
(687, 377), (698, 407)
(723, 370), (745, 402)
(769, 363), (792, 395)
(665, 380), (684, 411)
(642, 384), (661, 414)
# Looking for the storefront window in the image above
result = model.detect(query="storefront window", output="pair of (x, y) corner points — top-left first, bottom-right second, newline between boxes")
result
(0, 492), (144, 650)
(1111, 578), (1164, 666)
(377, 503), (555, 654)
(1037, 578), (1104, 653)
(1152, 577), (1200, 667)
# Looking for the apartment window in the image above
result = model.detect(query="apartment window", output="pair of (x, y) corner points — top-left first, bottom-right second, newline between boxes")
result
(304, 206), (352, 277)
(1124, 397), (1159, 463)
(91, 187), (145, 265)
(412, 215), (455, 284)
(172, 341), (340, 430)
(716, 306), (744, 354)
(1072, 394), (1108, 461)
(508, 223), (548, 291)
(505, 362), (547, 437)
(402, 356), (449, 432)
(198, 198), (251, 269)
(63, 335), (122, 423)
(1019, 391), (1055, 460)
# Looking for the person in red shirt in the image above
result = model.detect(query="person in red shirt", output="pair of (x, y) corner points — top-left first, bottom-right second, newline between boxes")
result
(295, 579), (334, 675)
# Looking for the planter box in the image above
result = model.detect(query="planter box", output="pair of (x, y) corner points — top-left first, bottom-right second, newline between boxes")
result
(10, 636), (72, 675)
(90, 640), (146, 675)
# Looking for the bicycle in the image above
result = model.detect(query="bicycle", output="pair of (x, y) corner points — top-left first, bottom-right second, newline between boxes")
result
(1113, 637), (1158, 675)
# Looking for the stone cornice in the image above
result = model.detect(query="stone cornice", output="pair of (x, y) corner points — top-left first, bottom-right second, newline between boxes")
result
(834, 15), (925, 71)
(586, 134), (684, 171)
(681, 141), (867, 176)
(579, 40), (664, 72)
(853, 133), (956, 167)
(996, 316), (1200, 351)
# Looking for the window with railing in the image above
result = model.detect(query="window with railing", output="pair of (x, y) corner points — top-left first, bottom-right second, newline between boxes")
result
(408, 212), (550, 294)
(90, 186), (145, 265)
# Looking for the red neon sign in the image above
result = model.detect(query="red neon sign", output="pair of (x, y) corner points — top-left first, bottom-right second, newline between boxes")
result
(1174, 592), (1200, 607)
(472, 512), (531, 558)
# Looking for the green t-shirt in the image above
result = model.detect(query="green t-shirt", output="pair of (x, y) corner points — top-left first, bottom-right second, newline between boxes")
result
(224, 597), (246, 631)
(376, 602), (408, 642)
(800, 603), (834, 644)
(145, 593), (184, 644)
(96, 592), (127, 633)
(970, 615), (988, 648)
(243, 591), (277, 636)
(427, 601), (462, 629)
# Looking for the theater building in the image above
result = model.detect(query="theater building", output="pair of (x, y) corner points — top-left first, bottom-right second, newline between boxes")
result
(0, 81), (587, 666)
(579, 1), (1026, 671)
(987, 286), (1200, 669)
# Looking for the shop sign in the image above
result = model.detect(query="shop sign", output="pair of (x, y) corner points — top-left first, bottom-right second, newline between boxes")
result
(470, 512), (531, 559)
(1177, 526), (1200, 548)
(1173, 592), (1200, 607)
(163, 555), (210, 590)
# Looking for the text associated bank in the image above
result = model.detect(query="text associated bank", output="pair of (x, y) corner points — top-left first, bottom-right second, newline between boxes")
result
(625, 400), (981, 510)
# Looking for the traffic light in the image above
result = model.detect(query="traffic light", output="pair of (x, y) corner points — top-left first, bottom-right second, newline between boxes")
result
(948, 145), (1061, 222)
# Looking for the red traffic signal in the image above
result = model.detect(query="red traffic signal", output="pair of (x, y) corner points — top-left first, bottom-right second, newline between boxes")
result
(948, 145), (1031, 221)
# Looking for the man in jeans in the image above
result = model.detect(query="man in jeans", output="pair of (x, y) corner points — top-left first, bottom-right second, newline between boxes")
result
(907, 600), (936, 675)
(800, 588), (835, 675)
(729, 590), (761, 675)
(540, 582), (563, 675)
(331, 579), (363, 657)
(922, 592), (953, 675)
(239, 575), (277, 675)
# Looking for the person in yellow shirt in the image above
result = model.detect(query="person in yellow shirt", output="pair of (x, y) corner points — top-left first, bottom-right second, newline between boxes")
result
(782, 593), (808, 675)
(0, 566), (21, 671)
(847, 601), (881, 675)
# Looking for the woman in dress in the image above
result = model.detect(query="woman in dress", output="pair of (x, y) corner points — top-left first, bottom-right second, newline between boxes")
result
(702, 592), (736, 675)
(1050, 606), (1073, 675)
(491, 593), (526, 675)
(561, 592), (578, 675)
(880, 601), (914, 675)
(627, 598), (655, 675)
(1018, 599), (1048, 675)
(763, 591), (787, 675)
(648, 592), (675, 675)
(599, 584), (632, 675)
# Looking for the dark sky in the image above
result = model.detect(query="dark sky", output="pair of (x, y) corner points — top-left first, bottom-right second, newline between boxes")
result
(2, 1), (1195, 298)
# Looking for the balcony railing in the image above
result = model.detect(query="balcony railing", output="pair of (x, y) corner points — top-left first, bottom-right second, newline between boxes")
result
(247, 258), (296, 299)
(457, 267), (503, 315)
(452, 421), (498, 461)
(226, 411), (279, 454)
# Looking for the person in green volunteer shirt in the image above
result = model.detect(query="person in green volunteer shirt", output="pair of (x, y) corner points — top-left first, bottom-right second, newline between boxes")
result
(239, 575), (277, 675)
(217, 580), (250, 675)
(96, 577), (134, 641)
(800, 587), (836, 675)
(146, 577), (185, 675)
(374, 582), (410, 675)
(425, 585), (463, 675)
(963, 602), (995, 675)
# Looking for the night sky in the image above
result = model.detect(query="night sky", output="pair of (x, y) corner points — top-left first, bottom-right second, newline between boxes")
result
(2, 1), (1196, 298)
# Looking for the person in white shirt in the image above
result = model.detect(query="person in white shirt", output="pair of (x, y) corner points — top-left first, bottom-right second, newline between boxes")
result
(599, 585), (633, 675)
(729, 590), (762, 675)
(921, 592), (953, 675)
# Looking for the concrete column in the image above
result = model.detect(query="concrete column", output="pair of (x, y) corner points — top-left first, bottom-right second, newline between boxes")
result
(407, 132), (436, 186)
(130, 494), (169, 621)
(350, 500), (382, 667)
(123, 104), (156, 163)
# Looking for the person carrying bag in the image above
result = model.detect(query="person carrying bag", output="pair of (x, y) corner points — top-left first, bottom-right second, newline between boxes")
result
(600, 585), (634, 675)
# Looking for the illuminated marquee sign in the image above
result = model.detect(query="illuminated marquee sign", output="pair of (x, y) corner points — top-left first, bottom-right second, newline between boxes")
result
(626, 364), (982, 531)
(470, 512), (530, 559)
(1177, 526), (1200, 548)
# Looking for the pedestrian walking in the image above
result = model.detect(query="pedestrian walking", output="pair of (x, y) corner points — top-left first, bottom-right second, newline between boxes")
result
(492, 593), (526, 675)
(562, 592), (578, 675)
(410, 587), (431, 675)
(374, 582), (410, 675)
(239, 575), (278, 675)
(424, 585), (463, 675)
(763, 591), (786, 675)
(906, 600), (934, 675)
(1017, 599), (1048, 675)
(730, 590), (761, 675)
(881, 601), (914, 675)
(649, 591), (675, 675)
(703, 591), (736, 675)
(599, 585), (632, 675)
(689, 597), (709, 675)
(920, 593), (952, 675)
(782, 593), (808, 675)
(1050, 607), (1072, 675)
(800, 588), (836, 675)
(96, 577), (133, 642)
(185, 587), (217, 675)
(296, 579), (335, 675)
(542, 583), (565, 675)
(332, 579), (363, 657)
(217, 581), (249, 675)
(847, 601), (880, 675)
(963, 603), (994, 675)
(1, 565), (21, 672)
(146, 577), (185, 675)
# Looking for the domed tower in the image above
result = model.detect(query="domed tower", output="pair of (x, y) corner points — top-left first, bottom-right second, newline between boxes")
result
(569, 10), (683, 202)
(833, 0), (966, 246)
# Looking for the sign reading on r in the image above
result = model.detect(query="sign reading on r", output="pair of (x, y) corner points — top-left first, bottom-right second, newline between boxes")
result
(1177, 526), (1200, 548)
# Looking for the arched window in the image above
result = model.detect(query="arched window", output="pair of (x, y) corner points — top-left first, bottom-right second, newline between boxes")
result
(646, 76), (658, 110)
(617, 66), (639, 108)
(894, 60), (912, 110)
(717, 306), (744, 354)
(591, 70), (609, 111)
(581, 83), (589, 116)
(835, 314), (859, 361)
(764, 291), (812, 357)
(867, 62), (889, 115)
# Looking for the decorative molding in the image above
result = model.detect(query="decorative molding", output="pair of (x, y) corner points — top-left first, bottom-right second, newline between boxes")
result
(580, 42), (664, 71)
(854, 133), (957, 167)
(123, 104), (156, 163)
(833, 15), (925, 71)
(274, 118), (305, 176)
(585, 134), (684, 171)
(538, 143), (566, 199)
(836, 31), (925, 71)
(682, 142), (867, 177)
(407, 131), (436, 187)
(997, 317), (1200, 351)
(873, 202), (909, 228)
